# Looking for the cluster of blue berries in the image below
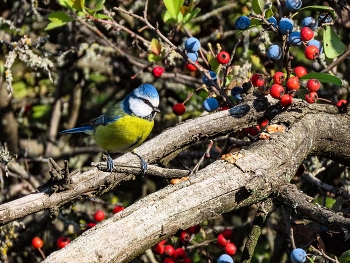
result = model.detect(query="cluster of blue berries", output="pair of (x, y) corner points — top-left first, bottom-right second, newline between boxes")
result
(185, 37), (200, 62)
(266, 11), (324, 61)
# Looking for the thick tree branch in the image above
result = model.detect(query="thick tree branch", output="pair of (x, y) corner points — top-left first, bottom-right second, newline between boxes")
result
(42, 108), (350, 262)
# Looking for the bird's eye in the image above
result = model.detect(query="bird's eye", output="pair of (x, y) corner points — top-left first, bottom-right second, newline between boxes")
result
(143, 99), (150, 104)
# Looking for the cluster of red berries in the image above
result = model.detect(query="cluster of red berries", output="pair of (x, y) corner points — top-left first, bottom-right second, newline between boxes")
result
(217, 228), (237, 255)
(251, 66), (320, 107)
(152, 224), (201, 263)
(245, 119), (269, 136)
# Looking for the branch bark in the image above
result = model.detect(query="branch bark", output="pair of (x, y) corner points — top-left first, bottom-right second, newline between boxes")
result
(41, 103), (350, 262)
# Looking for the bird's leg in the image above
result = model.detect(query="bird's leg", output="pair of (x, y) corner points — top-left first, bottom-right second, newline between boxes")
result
(106, 151), (114, 172)
(131, 151), (148, 175)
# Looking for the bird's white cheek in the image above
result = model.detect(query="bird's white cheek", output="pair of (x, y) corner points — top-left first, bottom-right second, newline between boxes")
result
(128, 98), (153, 118)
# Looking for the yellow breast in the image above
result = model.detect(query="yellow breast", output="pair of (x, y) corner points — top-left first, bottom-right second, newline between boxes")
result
(93, 115), (154, 153)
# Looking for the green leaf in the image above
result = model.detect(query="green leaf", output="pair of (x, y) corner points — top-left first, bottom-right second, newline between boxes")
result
(291, 5), (337, 19)
(147, 54), (162, 62)
(45, 11), (73, 31)
(163, 0), (184, 19)
(301, 72), (342, 86)
(183, 7), (200, 24)
(207, 53), (221, 73)
(59, 0), (85, 12)
(93, 13), (111, 20)
(92, 0), (105, 11)
(162, 10), (178, 24)
(323, 25), (347, 59)
(252, 0), (264, 14)
(265, 9), (274, 19)
(150, 38), (162, 55)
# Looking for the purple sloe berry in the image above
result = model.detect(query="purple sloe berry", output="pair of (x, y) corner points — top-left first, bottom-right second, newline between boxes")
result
(289, 31), (302, 46)
(285, 0), (302, 11)
(290, 248), (306, 263)
(184, 37), (201, 52)
(218, 254), (234, 263)
(202, 71), (217, 86)
(267, 44), (282, 60)
(187, 52), (199, 62)
(203, 98), (219, 112)
(235, 16), (251, 30)
(302, 17), (318, 31)
(278, 18), (294, 35)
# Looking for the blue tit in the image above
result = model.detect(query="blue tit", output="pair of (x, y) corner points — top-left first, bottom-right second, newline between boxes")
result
(60, 83), (160, 172)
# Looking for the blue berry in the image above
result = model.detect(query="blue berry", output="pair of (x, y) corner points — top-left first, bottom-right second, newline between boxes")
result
(278, 18), (294, 35)
(290, 248), (306, 263)
(203, 98), (219, 112)
(262, 16), (277, 29)
(289, 31), (302, 46)
(285, 0), (302, 11)
(267, 45), (282, 60)
(202, 71), (217, 86)
(235, 16), (251, 30)
(232, 94), (242, 101)
(307, 40), (323, 54)
(185, 37), (201, 52)
(187, 52), (199, 62)
(318, 13), (333, 24)
(231, 86), (243, 96)
(218, 254), (234, 263)
(302, 17), (318, 31)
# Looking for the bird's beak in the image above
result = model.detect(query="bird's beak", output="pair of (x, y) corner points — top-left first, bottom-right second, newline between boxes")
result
(153, 107), (161, 113)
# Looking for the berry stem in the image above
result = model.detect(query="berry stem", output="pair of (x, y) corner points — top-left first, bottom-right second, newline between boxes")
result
(316, 98), (333, 104)
(38, 248), (46, 259)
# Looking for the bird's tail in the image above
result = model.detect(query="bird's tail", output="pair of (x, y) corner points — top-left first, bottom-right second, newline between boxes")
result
(59, 126), (94, 135)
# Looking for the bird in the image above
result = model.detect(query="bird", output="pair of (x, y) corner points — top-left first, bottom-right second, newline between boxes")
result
(60, 83), (160, 172)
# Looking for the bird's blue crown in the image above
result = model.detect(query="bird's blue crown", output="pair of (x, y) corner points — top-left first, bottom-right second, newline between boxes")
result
(132, 83), (159, 99)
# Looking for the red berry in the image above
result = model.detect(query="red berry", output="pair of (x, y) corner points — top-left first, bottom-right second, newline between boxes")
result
(286, 76), (300, 90)
(273, 72), (285, 84)
(164, 258), (175, 263)
(173, 248), (187, 262)
(251, 73), (265, 87)
(336, 99), (347, 107)
(248, 125), (261, 136)
(94, 210), (105, 222)
(305, 45), (319, 60)
(113, 205), (124, 214)
(222, 229), (233, 240)
(153, 66), (164, 77)
(159, 240), (167, 246)
(180, 230), (191, 243)
(225, 242), (237, 255)
(306, 79), (321, 92)
(153, 243), (165, 255)
(184, 258), (192, 263)
(217, 51), (230, 64)
(172, 103), (186, 116)
(185, 62), (197, 71)
(270, 84), (285, 99)
(32, 237), (44, 249)
(305, 92), (318, 104)
(294, 66), (308, 78)
(219, 105), (230, 111)
(259, 119), (269, 129)
(57, 236), (70, 249)
(280, 94), (293, 107)
(164, 244), (175, 256)
(187, 224), (201, 234)
(217, 233), (229, 247)
(300, 27), (314, 41)
(86, 222), (96, 229)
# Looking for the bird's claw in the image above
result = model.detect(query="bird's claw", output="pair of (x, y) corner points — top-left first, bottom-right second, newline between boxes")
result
(132, 152), (148, 175)
(106, 153), (114, 172)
